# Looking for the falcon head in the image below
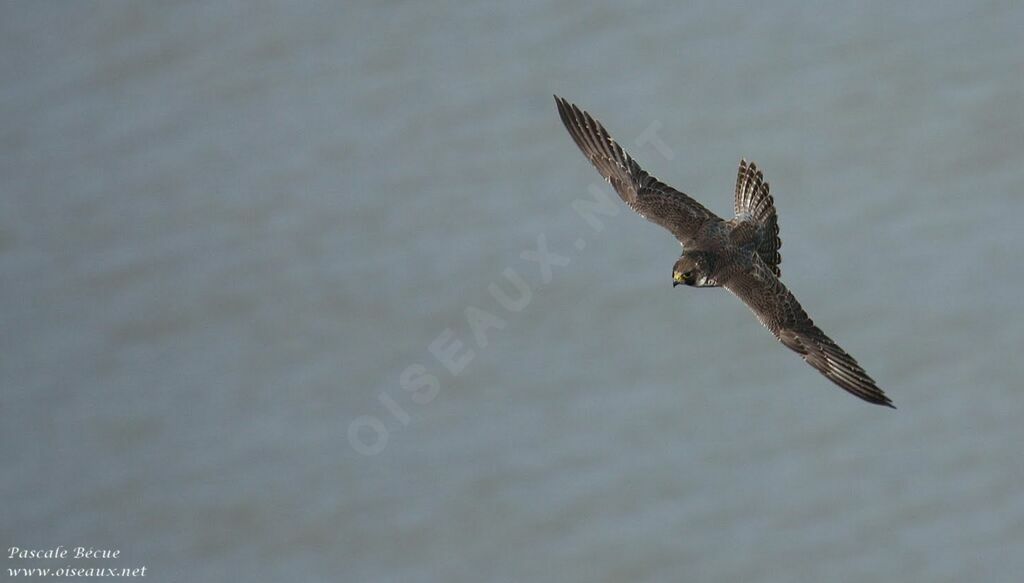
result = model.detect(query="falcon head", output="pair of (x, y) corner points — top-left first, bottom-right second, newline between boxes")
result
(672, 252), (715, 287)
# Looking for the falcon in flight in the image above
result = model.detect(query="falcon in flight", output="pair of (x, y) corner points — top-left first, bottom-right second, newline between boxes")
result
(554, 96), (893, 408)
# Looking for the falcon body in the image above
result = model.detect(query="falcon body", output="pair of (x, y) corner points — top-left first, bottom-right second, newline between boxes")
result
(554, 96), (893, 408)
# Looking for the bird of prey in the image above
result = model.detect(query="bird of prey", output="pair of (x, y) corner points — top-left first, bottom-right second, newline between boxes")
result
(554, 96), (893, 408)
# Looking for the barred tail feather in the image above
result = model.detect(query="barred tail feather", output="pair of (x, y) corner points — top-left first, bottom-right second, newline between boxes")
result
(734, 159), (782, 276)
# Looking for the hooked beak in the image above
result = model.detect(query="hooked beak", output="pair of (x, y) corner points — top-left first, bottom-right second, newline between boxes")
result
(673, 280), (681, 287)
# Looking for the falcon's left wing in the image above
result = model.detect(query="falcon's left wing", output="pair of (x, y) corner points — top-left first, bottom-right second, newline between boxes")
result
(725, 260), (894, 407)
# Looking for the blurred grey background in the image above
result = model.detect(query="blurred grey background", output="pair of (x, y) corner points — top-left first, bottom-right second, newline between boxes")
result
(2, 1), (1023, 582)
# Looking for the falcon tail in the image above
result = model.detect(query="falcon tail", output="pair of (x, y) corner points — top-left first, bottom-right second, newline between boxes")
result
(734, 159), (782, 276)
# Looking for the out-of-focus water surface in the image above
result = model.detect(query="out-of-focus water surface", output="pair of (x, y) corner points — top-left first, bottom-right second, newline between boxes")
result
(2, 2), (1023, 581)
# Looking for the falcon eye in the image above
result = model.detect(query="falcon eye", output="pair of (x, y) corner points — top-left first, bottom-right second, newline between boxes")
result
(683, 270), (693, 279)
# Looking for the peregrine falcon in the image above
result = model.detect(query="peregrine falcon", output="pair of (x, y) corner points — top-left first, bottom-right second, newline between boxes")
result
(554, 96), (894, 408)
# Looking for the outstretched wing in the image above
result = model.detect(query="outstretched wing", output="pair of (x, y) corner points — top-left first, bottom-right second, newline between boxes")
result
(734, 159), (782, 276)
(555, 96), (719, 244)
(725, 260), (894, 407)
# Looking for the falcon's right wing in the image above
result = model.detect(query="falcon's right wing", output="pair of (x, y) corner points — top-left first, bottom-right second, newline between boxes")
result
(555, 96), (720, 244)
